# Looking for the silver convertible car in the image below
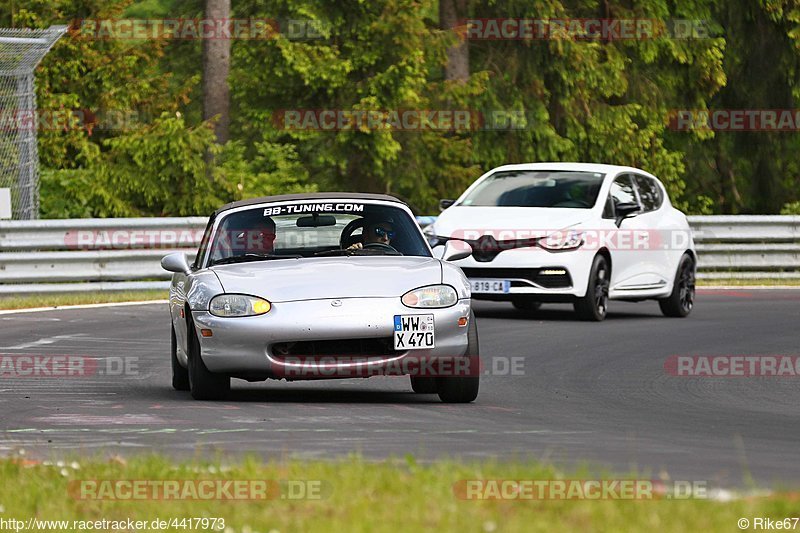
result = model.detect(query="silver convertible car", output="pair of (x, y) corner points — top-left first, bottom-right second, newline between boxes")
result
(161, 193), (479, 402)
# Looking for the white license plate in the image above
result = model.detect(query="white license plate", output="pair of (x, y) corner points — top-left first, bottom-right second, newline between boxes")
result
(471, 279), (511, 294)
(393, 314), (435, 350)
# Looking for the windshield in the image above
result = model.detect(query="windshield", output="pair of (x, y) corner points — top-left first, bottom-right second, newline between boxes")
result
(206, 202), (430, 266)
(460, 170), (605, 208)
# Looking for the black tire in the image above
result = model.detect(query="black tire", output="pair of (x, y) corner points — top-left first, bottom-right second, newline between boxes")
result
(574, 254), (610, 322)
(410, 376), (438, 393)
(512, 299), (542, 312)
(437, 311), (480, 403)
(186, 315), (230, 400)
(171, 325), (190, 391)
(659, 254), (696, 318)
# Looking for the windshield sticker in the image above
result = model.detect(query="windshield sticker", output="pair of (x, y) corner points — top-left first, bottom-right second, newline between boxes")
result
(262, 203), (365, 216)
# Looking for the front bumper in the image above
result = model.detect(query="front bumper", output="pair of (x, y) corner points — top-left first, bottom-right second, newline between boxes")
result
(454, 248), (594, 299)
(191, 297), (472, 377)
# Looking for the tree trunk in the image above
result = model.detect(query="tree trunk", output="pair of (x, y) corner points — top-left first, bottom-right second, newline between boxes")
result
(440, 0), (469, 81)
(203, 0), (231, 144)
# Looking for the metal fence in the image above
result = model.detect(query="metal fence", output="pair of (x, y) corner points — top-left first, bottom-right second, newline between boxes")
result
(689, 216), (800, 278)
(0, 26), (67, 220)
(0, 215), (799, 294)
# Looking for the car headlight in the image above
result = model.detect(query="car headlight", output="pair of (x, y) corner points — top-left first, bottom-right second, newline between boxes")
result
(402, 285), (458, 308)
(209, 294), (272, 317)
(539, 230), (584, 251)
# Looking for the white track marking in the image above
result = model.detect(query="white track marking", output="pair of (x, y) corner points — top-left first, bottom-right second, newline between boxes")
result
(0, 333), (87, 350)
(0, 300), (167, 315)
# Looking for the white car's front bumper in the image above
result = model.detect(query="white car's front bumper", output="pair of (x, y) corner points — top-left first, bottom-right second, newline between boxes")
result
(453, 247), (595, 300)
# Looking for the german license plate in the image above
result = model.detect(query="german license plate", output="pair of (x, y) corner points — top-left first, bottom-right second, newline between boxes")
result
(471, 279), (511, 293)
(393, 314), (435, 350)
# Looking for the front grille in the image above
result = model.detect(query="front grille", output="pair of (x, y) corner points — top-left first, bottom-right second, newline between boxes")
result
(462, 267), (572, 289)
(271, 337), (399, 359)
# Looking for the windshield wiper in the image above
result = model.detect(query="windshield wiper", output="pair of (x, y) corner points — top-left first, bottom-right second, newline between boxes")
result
(313, 248), (401, 257)
(211, 253), (301, 266)
(313, 249), (354, 257)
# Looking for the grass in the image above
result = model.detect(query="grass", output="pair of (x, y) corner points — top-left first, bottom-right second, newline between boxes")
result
(0, 455), (795, 532)
(0, 290), (167, 310)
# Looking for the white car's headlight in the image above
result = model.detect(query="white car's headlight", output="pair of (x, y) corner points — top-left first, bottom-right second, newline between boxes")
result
(209, 294), (272, 317)
(539, 230), (585, 251)
(402, 285), (458, 308)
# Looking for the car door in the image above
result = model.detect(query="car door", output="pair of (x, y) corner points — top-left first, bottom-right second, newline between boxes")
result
(602, 173), (646, 290)
(630, 174), (673, 286)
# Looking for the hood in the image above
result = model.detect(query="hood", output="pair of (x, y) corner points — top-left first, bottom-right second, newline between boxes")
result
(210, 256), (441, 302)
(432, 206), (593, 240)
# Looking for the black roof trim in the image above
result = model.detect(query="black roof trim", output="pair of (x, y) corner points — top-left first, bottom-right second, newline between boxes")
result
(213, 192), (407, 216)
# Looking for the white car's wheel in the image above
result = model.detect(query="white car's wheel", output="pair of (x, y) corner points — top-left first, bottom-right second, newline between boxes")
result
(574, 254), (609, 321)
(659, 254), (696, 318)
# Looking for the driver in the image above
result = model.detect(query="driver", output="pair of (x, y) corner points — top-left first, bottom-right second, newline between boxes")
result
(230, 214), (276, 255)
(347, 219), (395, 250)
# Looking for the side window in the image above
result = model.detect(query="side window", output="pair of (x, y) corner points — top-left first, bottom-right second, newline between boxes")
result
(632, 175), (663, 212)
(603, 174), (638, 218)
(602, 194), (615, 219)
(610, 175), (637, 205)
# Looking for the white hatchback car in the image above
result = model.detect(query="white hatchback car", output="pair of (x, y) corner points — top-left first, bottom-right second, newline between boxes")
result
(427, 163), (696, 321)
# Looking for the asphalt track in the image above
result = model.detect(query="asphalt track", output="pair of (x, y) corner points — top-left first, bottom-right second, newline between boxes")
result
(1, 289), (799, 489)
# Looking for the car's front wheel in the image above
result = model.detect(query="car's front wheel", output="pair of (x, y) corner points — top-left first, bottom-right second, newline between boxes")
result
(574, 254), (610, 321)
(186, 315), (230, 400)
(171, 325), (189, 391)
(659, 254), (696, 318)
(436, 311), (480, 403)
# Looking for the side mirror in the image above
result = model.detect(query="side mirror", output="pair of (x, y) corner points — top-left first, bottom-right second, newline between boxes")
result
(439, 199), (455, 211)
(161, 252), (191, 274)
(615, 202), (640, 227)
(441, 240), (472, 262)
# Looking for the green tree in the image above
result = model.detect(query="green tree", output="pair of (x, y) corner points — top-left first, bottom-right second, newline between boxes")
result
(14, 0), (800, 216)
(678, 0), (800, 214)
(464, 0), (726, 212)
